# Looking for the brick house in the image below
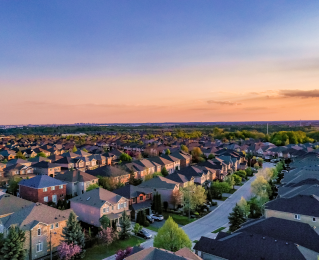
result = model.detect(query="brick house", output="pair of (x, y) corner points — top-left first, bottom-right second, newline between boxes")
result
(70, 187), (130, 227)
(113, 184), (153, 220)
(33, 161), (61, 177)
(0, 203), (72, 260)
(18, 175), (67, 205)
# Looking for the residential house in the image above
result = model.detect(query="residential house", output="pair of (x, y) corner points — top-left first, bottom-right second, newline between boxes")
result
(33, 161), (61, 177)
(18, 175), (67, 205)
(149, 157), (176, 174)
(70, 187), (130, 227)
(90, 154), (110, 166)
(165, 172), (195, 188)
(0, 203), (72, 260)
(126, 247), (202, 260)
(170, 151), (192, 168)
(0, 150), (16, 160)
(0, 194), (34, 218)
(138, 176), (180, 208)
(86, 165), (131, 184)
(175, 166), (215, 185)
(55, 170), (98, 196)
(113, 184), (153, 220)
(6, 158), (32, 167)
(265, 194), (319, 228)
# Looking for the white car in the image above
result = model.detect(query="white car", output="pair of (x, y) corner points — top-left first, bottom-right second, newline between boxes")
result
(150, 214), (164, 221)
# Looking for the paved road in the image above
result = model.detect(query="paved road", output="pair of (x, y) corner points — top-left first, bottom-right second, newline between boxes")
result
(182, 162), (274, 241)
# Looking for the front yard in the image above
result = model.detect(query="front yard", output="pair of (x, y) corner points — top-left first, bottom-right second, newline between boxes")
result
(83, 236), (144, 260)
(162, 212), (196, 225)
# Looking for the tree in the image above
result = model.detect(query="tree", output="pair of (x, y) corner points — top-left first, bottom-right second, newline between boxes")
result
(237, 197), (250, 217)
(62, 211), (85, 258)
(191, 147), (204, 163)
(163, 201), (169, 212)
(211, 181), (231, 199)
(97, 227), (116, 246)
(161, 166), (169, 177)
(99, 215), (110, 229)
(245, 167), (253, 177)
(72, 146), (77, 152)
(119, 210), (131, 240)
(7, 177), (22, 196)
(86, 183), (99, 192)
(182, 184), (206, 212)
(115, 247), (133, 260)
(251, 175), (270, 203)
(37, 152), (47, 158)
(1, 226), (26, 260)
(165, 149), (171, 155)
(16, 151), (26, 160)
(119, 153), (132, 162)
(82, 148), (88, 152)
(233, 174), (242, 185)
(57, 242), (82, 260)
(154, 216), (192, 252)
(208, 154), (215, 160)
(180, 145), (189, 153)
(225, 175), (235, 189)
(133, 223), (142, 235)
(228, 205), (246, 232)
(171, 188), (183, 209)
(248, 197), (263, 218)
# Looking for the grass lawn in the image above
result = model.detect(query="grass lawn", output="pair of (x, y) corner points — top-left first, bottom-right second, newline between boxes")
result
(212, 227), (226, 233)
(83, 236), (144, 260)
(146, 225), (159, 232)
(162, 212), (195, 225)
(229, 189), (237, 194)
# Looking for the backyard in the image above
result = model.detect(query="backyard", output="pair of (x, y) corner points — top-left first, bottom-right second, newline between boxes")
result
(83, 236), (144, 260)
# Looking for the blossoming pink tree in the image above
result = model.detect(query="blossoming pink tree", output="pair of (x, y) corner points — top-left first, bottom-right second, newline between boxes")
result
(57, 242), (82, 260)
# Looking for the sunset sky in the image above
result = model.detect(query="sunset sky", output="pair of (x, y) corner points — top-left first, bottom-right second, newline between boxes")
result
(1, 1), (319, 124)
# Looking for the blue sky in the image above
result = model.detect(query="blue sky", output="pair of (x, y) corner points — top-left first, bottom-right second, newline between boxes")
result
(1, 1), (319, 123)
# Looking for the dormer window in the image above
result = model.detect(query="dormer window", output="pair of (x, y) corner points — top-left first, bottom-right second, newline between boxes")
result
(140, 196), (143, 201)
(313, 217), (316, 222)
(37, 228), (41, 236)
(294, 214), (300, 220)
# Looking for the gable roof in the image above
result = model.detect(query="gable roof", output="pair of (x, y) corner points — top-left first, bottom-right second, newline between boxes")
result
(138, 176), (178, 190)
(86, 165), (130, 178)
(113, 184), (153, 199)
(0, 194), (34, 217)
(54, 170), (98, 183)
(70, 187), (127, 208)
(19, 175), (66, 189)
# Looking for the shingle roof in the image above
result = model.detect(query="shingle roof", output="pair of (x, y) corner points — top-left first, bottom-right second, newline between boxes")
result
(70, 188), (126, 208)
(138, 176), (178, 190)
(19, 175), (66, 189)
(86, 165), (129, 178)
(1, 203), (72, 230)
(265, 194), (319, 216)
(54, 170), (98, 183)
(0, 194), (34, 216)
(125, 247), (197, 260)
(113, 184), (153, 199)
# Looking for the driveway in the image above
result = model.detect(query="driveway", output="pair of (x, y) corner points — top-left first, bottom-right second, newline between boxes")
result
(182, 162), (274, 241)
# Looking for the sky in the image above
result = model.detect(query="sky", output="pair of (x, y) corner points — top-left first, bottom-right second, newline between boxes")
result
(1, 1), (319, 124)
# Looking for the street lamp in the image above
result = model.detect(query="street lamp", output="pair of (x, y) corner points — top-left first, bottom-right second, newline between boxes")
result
(50, 230), (57, 260)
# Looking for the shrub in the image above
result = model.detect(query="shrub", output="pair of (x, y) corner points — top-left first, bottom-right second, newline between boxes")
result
(211, 201), (218, 206)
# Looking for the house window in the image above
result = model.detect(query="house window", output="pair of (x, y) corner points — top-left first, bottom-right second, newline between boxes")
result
(103, 208), (106, 213)
(118, 204), (120, 209)
(43, 188), (47, 192)
(44, 196), (48, 202)
(124, 202), (127, 208)
(294, 214), (300, 220)
(50, 224), (54, 229)
(55, 223), (59, 228)
(51, 186), (55, 191)
(107, 207), (109, 212)
(36, 242), (43, 252)
(313, 217), (316, 222)
(59, 185), (63, 189)
(146, 194), (150, 199)
(132, 198), (136, 203)
(37, 228), (41, 236)
(140, 196), (143, 201)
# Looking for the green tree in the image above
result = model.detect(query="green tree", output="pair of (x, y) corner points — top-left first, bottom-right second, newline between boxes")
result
(180, 145), (189, 153)
(208, 154), (215, 160)
(153, 216), (192, 252)
(72, 145), (78, 152)
(225, 175), (235, 189)
(119, 153), (132, 162)
(228, 205), (246, 232)
(182, 184), (206, 212)
(99, 215), (110, 229)
(233, 174), (242, 185)
(245, 167), (253, 177)
(119, 210), (131, 240)
(86, 183), (99, 192)
(37, 152), (47, 158)
(133, 223), (142, 235)
(82, 148), (88, 152)
(161, 166), (169, 177)
(251, 175), (270, 203)
(1, 226), (26, 260)
(7, 178), (22, 196)
(62, 211), (85, 258)
(248, 197), (263, 218)
(165, 149), (171, 155)
(237, 197), (250, 217)
(15, 151), (26, 160)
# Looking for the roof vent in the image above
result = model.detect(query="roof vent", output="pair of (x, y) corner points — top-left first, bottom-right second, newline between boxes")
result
(86, 197), (91, 201)
(275, 240), (277, 242)
(286, 242), (288, 245)
(263, 237), (265, 239)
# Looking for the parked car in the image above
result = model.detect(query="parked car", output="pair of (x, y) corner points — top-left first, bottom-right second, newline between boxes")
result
(146, 215), (154, 223)
(150, 214), (164, 221)
(137, 229), (152, 239)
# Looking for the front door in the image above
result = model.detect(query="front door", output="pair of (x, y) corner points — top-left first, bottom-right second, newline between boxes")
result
(52, 195), (57, 203)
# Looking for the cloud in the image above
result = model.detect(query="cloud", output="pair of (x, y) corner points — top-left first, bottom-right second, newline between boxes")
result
(207, 100), (242, 106)
(279, 89), (319, 98)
